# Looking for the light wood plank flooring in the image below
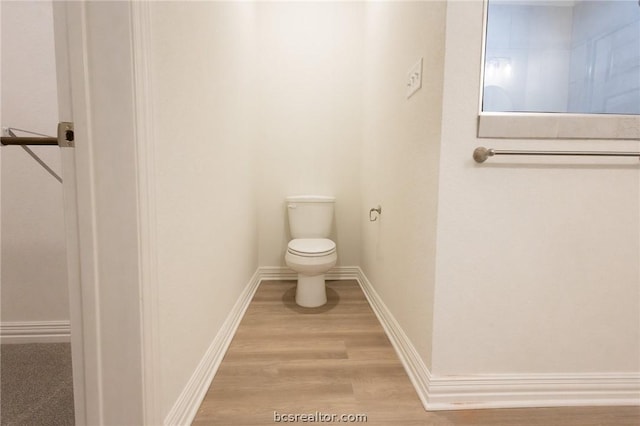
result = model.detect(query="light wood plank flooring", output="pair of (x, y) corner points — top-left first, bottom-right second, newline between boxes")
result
(192, 280), (640, 425)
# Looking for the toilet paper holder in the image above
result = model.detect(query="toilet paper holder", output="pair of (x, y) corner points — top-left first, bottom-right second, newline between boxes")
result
(369, 205), (382, 221)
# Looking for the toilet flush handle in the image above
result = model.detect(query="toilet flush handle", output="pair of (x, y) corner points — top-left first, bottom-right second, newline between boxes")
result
(369, 205), (382, 221)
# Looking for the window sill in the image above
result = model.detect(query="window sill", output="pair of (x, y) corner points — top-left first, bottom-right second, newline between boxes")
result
(477, 113), (640, 140)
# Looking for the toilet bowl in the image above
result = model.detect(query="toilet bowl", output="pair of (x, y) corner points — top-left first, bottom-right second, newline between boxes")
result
(285, 238), (337, 307)
(284, 196), (337, 307)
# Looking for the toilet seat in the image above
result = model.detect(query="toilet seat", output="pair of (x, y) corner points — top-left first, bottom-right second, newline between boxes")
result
(287, 238), (336, 257)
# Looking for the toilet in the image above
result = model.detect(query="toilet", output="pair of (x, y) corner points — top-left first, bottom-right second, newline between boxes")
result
(285, 195), (337, 307)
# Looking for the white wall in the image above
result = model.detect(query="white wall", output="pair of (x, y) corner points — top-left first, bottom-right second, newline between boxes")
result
(149, 2), (259, 416)
(432, 0), (640, 375)
(255, 2), (364, 268)
(150, 2), (368, 414)
(1, 1), (68, 324)
(360, 1), (447, 370)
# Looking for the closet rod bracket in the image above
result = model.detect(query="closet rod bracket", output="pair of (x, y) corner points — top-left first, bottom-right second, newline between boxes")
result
(57, 122), (75, 148)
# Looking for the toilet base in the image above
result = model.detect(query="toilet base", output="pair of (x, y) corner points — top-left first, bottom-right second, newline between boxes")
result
(295, 273), (327, 307)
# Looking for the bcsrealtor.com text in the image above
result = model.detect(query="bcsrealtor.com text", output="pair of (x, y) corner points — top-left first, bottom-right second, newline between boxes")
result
(273, 411), (368, 423)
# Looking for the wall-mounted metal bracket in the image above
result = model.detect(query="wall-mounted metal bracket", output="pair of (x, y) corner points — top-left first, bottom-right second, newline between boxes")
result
(57, 122), (75, 148)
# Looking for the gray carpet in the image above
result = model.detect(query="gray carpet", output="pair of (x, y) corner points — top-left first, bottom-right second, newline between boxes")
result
(1, 343), (74, 426)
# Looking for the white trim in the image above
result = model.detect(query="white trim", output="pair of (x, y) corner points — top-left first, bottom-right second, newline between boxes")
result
(163, 266), (640, 420)
(54, 2), (103, 424)
(163, 266), (361, 425)
(354, 267), (640, 411)
(478, 112), (640, 140)
(0, 321), (71, 344)
(427, 372), (640, 410)
(327, 266), (360, 280)
(256, 266), (431, 409)
(130, 2), (162, 425)
(163, 270), (262, 426)
(353, 267), (432, 409)
(258, 266), (297, 281)
(258, 265), (361, 281)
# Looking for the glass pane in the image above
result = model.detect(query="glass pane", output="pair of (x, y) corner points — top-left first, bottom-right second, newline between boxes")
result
(483, 0), (640, 114)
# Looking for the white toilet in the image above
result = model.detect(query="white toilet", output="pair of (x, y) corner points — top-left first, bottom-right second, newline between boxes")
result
(285, 195), (337, 307)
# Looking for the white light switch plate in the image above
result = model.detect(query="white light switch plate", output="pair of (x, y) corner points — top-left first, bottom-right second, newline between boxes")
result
(406, 57), (423, 99)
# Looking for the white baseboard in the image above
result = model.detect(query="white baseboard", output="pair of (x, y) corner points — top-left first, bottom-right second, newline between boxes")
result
(353, 267), (431, 408)
(258, 266), (297, 281)
(353, 266), (640, 410)
(164, 270), (262, 426)
(0, 320), (71, 344)
(426, 372), (640, 410)
(164, 265), (639, 423)
(163, 266), (361, 425)
(259, 265), (360, 281)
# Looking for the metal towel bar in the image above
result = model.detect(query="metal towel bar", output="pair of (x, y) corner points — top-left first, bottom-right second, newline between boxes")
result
(473, 146), (640, 163)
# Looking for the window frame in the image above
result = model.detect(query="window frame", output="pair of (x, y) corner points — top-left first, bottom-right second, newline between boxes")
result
(477, 0), (640, 140)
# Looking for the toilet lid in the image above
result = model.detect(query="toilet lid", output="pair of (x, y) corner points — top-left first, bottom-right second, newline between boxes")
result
(287, 238), (336, 257)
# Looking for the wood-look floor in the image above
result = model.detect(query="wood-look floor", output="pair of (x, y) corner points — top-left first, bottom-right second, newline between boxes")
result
(192, 280), (640, 425)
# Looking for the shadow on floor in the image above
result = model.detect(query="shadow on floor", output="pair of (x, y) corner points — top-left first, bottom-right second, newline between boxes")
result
(281, 284), (341, 314)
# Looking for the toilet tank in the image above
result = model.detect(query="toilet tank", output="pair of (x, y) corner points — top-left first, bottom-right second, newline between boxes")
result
(286, 195), (335, 239)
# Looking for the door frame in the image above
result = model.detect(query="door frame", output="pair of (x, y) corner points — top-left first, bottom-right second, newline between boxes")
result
(52, 2), (160, 424)
(53, 3), (101, 424)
